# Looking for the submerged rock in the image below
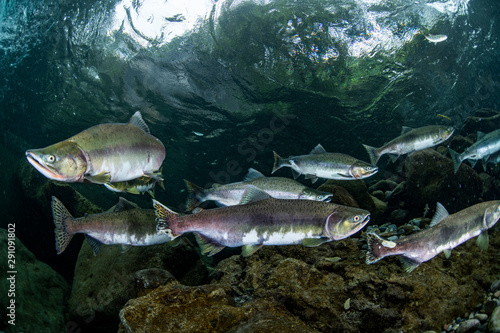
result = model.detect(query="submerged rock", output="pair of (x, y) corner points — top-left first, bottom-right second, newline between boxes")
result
(68, 238), (209, 331)
(0, 228), (70, 332)
(117, 226), (500, 332)
(404, 149), (482, 215)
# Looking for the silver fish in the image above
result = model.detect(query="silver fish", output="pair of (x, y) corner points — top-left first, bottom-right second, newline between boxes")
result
(449, 129), (500, 173)
(272, 144), (378, 183)
(362, 125), (455, 165)
(154, 185), (370, 257)
(184, 168), (333, 211)
(366, 201), (500, 272)
(52, 196), (171, 255)
(425, 34), (448, 43)
(26, 111), (165, 186)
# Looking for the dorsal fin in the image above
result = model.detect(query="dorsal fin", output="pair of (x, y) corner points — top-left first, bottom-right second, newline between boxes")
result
(239, 185), (271, 205)
(114, 197), (140, 212)
(243, 168), (265, 181)
(477, 131), (486, 141)
(429, 202), (449, 227)
(129, 111), (150, 134)
(401, 126), (413, 135)
(310, 144), (327, 155)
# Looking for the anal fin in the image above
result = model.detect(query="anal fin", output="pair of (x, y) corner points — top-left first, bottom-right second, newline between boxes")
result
(85, 235), (104, 256)
(399, 256), (420, 273)
(194, 233), (225, 256)
(241, 244), (263, 257)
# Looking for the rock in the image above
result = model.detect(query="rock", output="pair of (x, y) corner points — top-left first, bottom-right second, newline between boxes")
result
(371, 190), (385, 201)
(491, 280), (500, 292)
(318, 180), (386, 223)
(474, 313), (488, 322)
(461, 108), (500, 135)
(315, 183), (359, 207)
(118, 283), (318, 333)
(68, 237), (209, 331)
(390, 209), (409, 226)
(134, 268), (178, 297)
(456, 318), (480, 333)
(368, 179), (399, 193)
(484, 300), (498, 314)
(0, 228), (70, 332)
(404, 149), (482, 215)
(489, 306), (500, 333)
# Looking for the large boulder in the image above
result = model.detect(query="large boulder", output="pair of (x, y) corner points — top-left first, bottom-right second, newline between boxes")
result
(0, 228), (70, 332)
(403, 149), (482, 215)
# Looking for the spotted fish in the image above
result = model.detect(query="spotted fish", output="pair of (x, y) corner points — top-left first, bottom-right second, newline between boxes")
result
(154, 185), (370, 257)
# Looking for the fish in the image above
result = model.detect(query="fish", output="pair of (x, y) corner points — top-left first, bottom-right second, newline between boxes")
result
(52, 196), (171, 255)
(448, 129), (500, 173)
(272, 144), (378, 183)
(436, 114), (451, 121)
(153, 185), (370, 257)
(26, 111), (165, 186)
(184, 168), (333, 211)
(104, 173), (165, 197)
(366, 201), (500, 273)
(362, 125), (455, 165)
(425, 34), (448, 43)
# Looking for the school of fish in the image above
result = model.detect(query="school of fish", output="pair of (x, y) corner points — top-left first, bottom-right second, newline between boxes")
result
(24, 112), (500, 273)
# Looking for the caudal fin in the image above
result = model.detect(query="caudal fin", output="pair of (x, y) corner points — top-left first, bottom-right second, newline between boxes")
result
(184, 179), (205, 211)
(51, 196), (75, 255)
(152, 199), (180, 240)
(362, 144), (380, 165)
(448, 148), (462, 174)
(366, 232), (391, 264)
(272, 151), (285, 174)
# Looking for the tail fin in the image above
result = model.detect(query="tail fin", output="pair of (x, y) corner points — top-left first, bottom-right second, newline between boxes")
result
(152, 199), (180, 240)
(448, 148), (462, 174)
(184, 179), (205, 211)
(366, 232), (392, 264)
(272, 151), (286, 174)
(362, 144), (380, 165)
(51, 196), (75, 255)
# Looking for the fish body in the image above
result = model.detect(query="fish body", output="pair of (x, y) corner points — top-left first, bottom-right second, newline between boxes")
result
(449, 129), (500, 173)
(52, 196), (171, 255)
(154, 186), (370, 257)
(272, 144), (377, 183)
(366, 201), (500, 272)
(184, 168), (333, 211)
(363, 125), (455, 165)
(26, 112), (165, 184)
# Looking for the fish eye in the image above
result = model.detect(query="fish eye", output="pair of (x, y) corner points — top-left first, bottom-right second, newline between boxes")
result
(353, 215), (360, 222)
(47, 155), (56, 163)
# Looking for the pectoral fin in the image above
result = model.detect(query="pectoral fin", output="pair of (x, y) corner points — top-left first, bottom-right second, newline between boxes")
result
(241, 244), (263, 257)
(302, 237), (330, 247)
(85, 171), (111, 184)
(477, 230), (489, 250)
(443, 249), (452, 259)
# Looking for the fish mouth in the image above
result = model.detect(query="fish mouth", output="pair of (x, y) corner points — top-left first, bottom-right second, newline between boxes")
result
(25, 151), (64, 180)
